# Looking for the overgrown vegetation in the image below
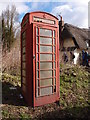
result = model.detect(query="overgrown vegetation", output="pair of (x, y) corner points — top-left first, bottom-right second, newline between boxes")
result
(1, 65), (90, 119)
(60, 65), (89, 108)
(2, 73), (21, 86)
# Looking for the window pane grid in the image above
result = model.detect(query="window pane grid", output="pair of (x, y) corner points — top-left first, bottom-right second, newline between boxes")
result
(36, 28), (56, 97)
(36, 44), (56, 46)
(38, 28), (40, 96)
(52, 30), (54, 93)
(39, 52), (56, 54)
(40, 28), (52, 37)
(36, 35), (56, 38)
(37, 76), (56, 80)
(37, 60), (56, 62)
(37, 69), (56, 71)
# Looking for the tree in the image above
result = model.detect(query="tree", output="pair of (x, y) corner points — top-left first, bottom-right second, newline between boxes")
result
(2, 5), (20, 52)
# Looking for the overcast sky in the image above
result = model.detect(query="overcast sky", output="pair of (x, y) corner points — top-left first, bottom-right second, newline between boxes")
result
(0, 0), (89, 28)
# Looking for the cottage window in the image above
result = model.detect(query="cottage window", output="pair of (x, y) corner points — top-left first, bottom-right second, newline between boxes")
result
(89, 40), (90, 47)
(67, 47), (76, 51)
(61, 47), (66, 51)
(67, 47), (71, 51)
(71, 47), (76, 51)
(86, 41), (89, 47)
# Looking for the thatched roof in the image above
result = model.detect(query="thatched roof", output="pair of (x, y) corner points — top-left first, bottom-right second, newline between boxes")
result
(61, 23), (89, 49)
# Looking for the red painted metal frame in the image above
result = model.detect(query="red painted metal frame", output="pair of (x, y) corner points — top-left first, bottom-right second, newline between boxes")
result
(21, 11), (59, 107)
(33, 23), (59, 106)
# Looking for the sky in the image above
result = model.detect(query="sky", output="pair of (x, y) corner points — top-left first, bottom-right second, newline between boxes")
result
(0, 0), (90, 28)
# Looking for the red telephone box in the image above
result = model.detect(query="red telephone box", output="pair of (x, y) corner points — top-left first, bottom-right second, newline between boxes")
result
(21, 11), (60, 107)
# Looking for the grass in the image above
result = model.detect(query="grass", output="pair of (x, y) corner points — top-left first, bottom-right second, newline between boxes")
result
(19, 113), (31, 119)
(1, 65), (90, 119)
(60, 65), (89, 109)
(2, 110), (9, 118)
(2, 73), (21, 86)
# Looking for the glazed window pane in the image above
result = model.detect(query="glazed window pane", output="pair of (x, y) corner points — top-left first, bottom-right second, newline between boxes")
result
(40, 28), (52, 37)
